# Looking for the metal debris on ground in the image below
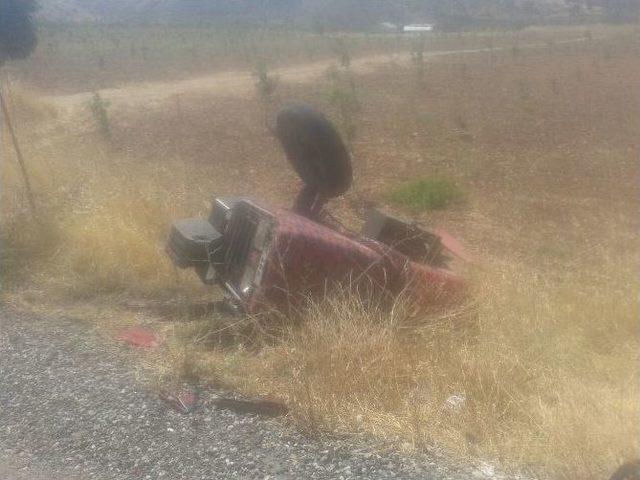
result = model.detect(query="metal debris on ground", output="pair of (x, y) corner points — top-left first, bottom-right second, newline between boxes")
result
(114, 327), (160, 348)
(159, 386), (199, 414)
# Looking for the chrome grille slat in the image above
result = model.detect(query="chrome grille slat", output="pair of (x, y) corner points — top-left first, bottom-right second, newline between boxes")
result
(224, 204), (259, 289)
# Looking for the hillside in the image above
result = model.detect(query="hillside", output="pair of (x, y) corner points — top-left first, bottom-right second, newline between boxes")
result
(35, 0), (634, 28)
(37, 0), (300, 24)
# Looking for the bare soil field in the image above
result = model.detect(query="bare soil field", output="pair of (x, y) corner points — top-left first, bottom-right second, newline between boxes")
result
(7, 23), (607, 92)
(2, 25), (639, 480)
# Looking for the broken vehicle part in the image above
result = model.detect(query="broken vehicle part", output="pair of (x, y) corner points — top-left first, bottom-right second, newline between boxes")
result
(115, 327), (160, 348)
(166, 105), (467, 313)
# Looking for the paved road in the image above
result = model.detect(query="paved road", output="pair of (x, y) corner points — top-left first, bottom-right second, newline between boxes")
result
(0, 307), (479, 480)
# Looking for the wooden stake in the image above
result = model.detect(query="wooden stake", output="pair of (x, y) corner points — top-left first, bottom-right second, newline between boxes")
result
(0, 83), (38, 217)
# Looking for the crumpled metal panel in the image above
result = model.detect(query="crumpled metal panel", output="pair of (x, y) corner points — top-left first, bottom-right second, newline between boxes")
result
(247, 208), (465, 312)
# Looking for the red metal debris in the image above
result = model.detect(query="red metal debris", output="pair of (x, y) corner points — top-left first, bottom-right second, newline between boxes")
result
(115, 327), (160, 348)
(434, 228), (473, 263)
(159, 387), (199, 414)
(245, 207), (466, 311)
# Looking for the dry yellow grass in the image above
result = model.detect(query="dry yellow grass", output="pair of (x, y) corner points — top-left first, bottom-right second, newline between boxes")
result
(2, 27), (638, 479)
(181, 255), (637, 480)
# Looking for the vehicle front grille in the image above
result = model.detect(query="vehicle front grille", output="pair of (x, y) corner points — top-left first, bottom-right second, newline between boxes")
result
(223, 203), (259, 290)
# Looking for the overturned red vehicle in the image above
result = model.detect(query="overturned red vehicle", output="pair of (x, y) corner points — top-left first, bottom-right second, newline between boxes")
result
(167, 106), (467, 313)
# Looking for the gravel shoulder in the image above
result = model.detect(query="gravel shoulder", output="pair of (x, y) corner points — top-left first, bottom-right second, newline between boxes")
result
(0, 306), (489, 480)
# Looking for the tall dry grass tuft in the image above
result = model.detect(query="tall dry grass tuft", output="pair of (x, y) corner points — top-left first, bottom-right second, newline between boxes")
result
(58, 191), (175, 296)
(1, 82), (58, 124)
(192, 259), (638, 479)
(1, 88), (59, 281)
(2, 91), (188, 296)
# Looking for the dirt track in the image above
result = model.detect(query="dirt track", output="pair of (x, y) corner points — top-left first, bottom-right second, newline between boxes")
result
(47, 36), (593, 115)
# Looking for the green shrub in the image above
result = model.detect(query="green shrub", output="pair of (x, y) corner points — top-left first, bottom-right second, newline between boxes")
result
(389, 177), (463, 212)
(254, 58), (277, 101)
(333, 37), (351, 68)
(326, 66), (360, 145)
(89, 92), (111, 140)
(411, 34), (426, 86)
(253, 58), (278, 130)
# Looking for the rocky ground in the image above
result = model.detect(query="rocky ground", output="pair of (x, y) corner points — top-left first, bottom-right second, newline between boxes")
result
(0, 307), (502, 479)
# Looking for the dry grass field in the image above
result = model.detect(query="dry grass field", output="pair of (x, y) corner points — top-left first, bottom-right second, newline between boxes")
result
(7, 23), (602, 91)
(2, 24), (639, 479)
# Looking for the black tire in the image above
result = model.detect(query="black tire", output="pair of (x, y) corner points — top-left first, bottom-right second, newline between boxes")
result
(610, 461), (640, 480)
(275, 105), (352, 198)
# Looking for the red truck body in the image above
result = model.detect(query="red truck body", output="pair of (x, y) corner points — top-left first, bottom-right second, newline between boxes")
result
(168, 198), (466, 314)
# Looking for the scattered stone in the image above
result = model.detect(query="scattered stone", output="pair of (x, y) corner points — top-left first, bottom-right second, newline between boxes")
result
(444, 394), (466, 412)
(1, 307), (517, 480)
(212, 396), (288, 418)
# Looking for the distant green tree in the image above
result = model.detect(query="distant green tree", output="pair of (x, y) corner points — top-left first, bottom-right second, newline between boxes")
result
(326, 67), (360, 145)
(89, 93), (112, 141)
(0, 0), (38, 65)
(333, 37), (351, 68)
(411, 34), (426, 87)
(603, 0), (640, 21)
(253, 58), (278, 131)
